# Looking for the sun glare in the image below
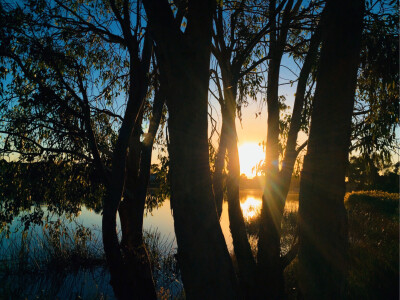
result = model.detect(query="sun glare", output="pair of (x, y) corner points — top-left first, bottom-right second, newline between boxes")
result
(240, 197), (262, 222)
(238, 143), (264, 178)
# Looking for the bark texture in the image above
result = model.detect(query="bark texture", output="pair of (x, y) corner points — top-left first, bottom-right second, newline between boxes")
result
(144, 1), (239, 298)
(297, 0), (364, 298)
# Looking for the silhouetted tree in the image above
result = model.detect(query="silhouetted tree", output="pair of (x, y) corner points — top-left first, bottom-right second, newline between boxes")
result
(143, 0), (239, 298)
(1, 0), (397, 299)
(210, 1), (323, 297)
(297, 0), (365, 298)
(256, 1), (321, 297)
(351, 1), (399, 157)
(0, 2), (165, 298)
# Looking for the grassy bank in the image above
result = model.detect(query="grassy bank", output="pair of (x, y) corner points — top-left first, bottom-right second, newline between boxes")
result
(345, 191), (399, 299)
(285, 190), (399, 299)
(0, 221), (181, 299)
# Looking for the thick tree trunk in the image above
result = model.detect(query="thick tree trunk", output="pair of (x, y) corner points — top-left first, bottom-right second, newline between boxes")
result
(104, 112), (156, 299)
(297, 0), (364, 298)
(102, 125), (139, 299)
(118, 192), (156, 300)
(144, 1), (239, 298)
(166, 72), (238, 298)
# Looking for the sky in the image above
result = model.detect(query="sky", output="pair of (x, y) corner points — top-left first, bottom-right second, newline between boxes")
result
(151, 53), (304, 177)
(3, 2), (397, 172)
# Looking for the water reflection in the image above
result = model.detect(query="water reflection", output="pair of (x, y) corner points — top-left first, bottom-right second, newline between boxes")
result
(1, 189), (298, 251)
(217, 189), (299, 250)
(240, 197), (262, 222)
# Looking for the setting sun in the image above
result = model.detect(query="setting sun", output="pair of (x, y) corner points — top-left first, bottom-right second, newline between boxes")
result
(238, 143), (265, 178)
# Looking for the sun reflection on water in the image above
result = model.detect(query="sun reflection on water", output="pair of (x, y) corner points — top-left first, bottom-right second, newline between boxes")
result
(240, 197), (262, 222)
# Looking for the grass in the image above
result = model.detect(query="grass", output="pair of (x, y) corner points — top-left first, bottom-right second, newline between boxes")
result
(284, 190), (399, 299)
(0, 219), (110, 298)
(345, 191), (399, 300)
(0, 219), (105, 275)
(144, 228), (183, 299)
(0, 220), (182, 299)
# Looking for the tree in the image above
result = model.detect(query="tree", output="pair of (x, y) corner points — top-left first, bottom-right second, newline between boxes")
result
(210, 1), (323, 297)
(351, 0), (399, 157)
(256, 1), (322, 297)
(143, 0), (239, 298)
(347, 154), (399, 192)
(0, 2), (166, 298)
(1, 0), (396, 298)
(297, 0), (365, 298)
(211, 2), (274, 296)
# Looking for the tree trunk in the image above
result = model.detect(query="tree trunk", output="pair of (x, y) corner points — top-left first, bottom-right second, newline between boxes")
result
(223, 75), (257, 298)
(257, 3), (285, 292)
(257, 49), (284, 299)
(144, 1), (239, 298)
(280, 24), (322, 200)
(102, 36), (153, 300)
(116, 93), (164, 300)
(256, 1), (301, 297)
(102, 128), (138, 299)
(166, 71), (239, 298)
(213, 108), (228, 218)
(297, 0), (364, 298)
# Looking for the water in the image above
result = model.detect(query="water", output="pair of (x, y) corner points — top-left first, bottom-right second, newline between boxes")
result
(76, 189), (298, 250)
(0, 189), (299, 298)
(4, 189), (298, 251)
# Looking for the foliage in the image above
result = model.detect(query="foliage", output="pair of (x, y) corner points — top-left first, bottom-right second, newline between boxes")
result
(351, 0), (399, 156)
(0, 160), (105, 235)
(147, 155), (170, 214)
(347, 155), (399, 192)
(0, 0), (168, 232)
(0, 218), (182, 298)
(345, 190), (399, 214)
(345, 190), (399, 299)
(0, 1), (124, 164)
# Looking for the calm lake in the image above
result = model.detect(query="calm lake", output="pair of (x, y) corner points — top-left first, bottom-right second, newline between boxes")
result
(75, 189), (299, 250)
(3, 189), (299, 251)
